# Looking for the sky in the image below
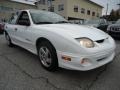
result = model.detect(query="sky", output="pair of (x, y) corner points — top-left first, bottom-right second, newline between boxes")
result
(91, 0), (120, 15)
(12, 0), (120, 15)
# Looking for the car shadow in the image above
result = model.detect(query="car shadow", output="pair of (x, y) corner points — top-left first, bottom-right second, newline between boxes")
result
(2, 43), (112, 89)
(0, 35), (117, 90)
(12, 44), (108, 74)
(11, 45), (108, 77)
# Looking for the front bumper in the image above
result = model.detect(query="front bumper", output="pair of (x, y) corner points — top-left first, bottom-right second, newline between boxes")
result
(57, 48), (115, 71)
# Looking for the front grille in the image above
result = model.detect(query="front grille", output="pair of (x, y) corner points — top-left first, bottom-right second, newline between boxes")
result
(111, 27), (120, 32)
(97, 57), (107, 62)
(96, 39), (104, 43)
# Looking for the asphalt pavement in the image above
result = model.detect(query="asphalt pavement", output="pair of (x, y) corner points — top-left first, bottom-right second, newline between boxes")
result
(0, 34), (120, 90)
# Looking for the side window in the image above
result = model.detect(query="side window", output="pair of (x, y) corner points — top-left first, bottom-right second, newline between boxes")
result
(9, 13), (19, 24)
(17, 11), (30, 26)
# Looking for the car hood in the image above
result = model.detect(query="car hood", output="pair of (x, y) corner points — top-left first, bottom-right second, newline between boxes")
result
(35, 24), (109, 41)
(109, 24), (120, 27)
(84, 24), (99, 28)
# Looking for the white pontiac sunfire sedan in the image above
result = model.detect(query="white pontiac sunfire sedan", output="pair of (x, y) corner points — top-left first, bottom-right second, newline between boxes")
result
(5, 9), (116, 71)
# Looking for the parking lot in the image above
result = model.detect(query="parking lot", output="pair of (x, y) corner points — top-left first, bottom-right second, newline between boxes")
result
(0, 34), (120, 90)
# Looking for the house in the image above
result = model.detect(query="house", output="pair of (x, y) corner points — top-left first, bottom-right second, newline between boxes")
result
(36, 0), (103, 23)
(0, 0), (36, 21)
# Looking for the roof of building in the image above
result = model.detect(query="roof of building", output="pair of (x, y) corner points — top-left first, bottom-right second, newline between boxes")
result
(10, 0), (103, 8)
(10, 0), (36, 5)
(87, 0), (103, 8)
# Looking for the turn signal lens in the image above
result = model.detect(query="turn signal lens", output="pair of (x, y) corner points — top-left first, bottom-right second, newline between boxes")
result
(62, 56), (71, 61)
(80, 58), (91, 66)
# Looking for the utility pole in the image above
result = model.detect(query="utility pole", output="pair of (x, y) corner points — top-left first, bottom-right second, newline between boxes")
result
(50, 0), (52, 11)
(35, 0), (40, 9)
(117, 3), (120, 15)
(117, 3), (120, 9)
(106, 3), (109, 16)
(48, 0), (53, 11)
(106, 0), (109, 16)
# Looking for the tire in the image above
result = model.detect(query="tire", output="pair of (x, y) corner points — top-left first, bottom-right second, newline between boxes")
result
(5, 33), (14, 47)
(38, 41), (58, 71)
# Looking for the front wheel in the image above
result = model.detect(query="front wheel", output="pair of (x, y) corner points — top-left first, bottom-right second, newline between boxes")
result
(38, 41), (58, 71)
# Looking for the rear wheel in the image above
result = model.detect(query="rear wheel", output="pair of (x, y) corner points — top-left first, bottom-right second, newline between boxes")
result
(38, 41), (58, 71)
(5, 33), (13, 47)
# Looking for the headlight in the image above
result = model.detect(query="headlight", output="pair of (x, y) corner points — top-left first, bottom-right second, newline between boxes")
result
(76, 38), (95, 48)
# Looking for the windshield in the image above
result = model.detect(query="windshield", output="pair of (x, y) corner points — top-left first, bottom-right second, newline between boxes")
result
(116, 19), (120, 24)
(30, 10), (68, 24)
(84, 19), (106, 24)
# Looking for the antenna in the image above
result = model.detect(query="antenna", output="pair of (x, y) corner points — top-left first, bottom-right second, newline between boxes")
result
(117, 3), (120, 15)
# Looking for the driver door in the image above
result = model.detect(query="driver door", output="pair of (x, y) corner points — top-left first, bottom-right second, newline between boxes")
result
(15, 11), (32, 49)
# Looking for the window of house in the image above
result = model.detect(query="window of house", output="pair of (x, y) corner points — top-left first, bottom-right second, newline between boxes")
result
(51, 6), (54, 12)
(92, 12), (95, 16)
(48, 0), (55, 1)
(81, 8), (85, 14)
(38, 0), (46, 5)
(74, 6), (78, 12)
(97, 13), (99, 17)
(42, 9), (46, 11)
(0, 6), (13, 11)
(48, 6), (54, 12)
(87, 10), (90, 15)
(58, 4), (64, 11)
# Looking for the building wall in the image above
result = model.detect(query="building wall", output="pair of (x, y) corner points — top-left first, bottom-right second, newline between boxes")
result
(0, 0), (36, 21)
(0, 0), (103, 22)
(36, 0), (103, 21)
(67, 0), (102, 20)
(52, 0), (68, 18)
(36, 0), (48, 11)
(36, 0), (68, 18)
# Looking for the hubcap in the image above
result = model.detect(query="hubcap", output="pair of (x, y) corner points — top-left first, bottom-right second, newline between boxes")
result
(39, 47), (52, 67)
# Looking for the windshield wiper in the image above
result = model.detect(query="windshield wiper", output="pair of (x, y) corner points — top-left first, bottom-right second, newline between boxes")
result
(35, 22), (53, 24)
(55, 21), (69, 24)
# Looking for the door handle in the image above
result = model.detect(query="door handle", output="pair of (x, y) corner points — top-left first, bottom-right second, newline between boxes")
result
(14, 28), (17, 31)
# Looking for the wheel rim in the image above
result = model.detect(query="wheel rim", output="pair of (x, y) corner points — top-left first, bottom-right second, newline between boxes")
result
(39, 46), (52, 67)
(6, 35), (10, 45)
